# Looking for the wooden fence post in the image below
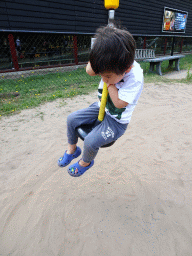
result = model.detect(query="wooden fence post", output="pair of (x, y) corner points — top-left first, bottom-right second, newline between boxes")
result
(171, 37), (175, 56)
(143, 37), (146, 49)
(8, 34), (19, 71)
(180, 38), (184, 53)
(164, 37), (167, 55)
(73, 35), (78, 65)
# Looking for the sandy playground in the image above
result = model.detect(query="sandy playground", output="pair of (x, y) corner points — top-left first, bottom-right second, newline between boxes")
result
(0, 74), (192, 255)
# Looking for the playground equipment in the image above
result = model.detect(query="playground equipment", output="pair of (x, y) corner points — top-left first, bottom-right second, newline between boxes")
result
(75, 81), (115, 148)
(105, 0), (119, 25)
(75, 0), (119, 148)
(104, 0), (119, 9)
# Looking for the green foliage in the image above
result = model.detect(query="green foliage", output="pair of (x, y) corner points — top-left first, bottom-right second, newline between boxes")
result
(186, 65), (192, 81)
(1, 54), (192, 117)
(0, 67), (100, 116)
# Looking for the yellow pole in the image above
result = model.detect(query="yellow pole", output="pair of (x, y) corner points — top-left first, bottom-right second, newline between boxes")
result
(98, 82), (108, 121)
(97, 1), (120, 122)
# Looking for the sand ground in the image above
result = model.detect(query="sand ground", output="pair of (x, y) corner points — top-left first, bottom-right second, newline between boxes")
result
(0, 73), (192, 255)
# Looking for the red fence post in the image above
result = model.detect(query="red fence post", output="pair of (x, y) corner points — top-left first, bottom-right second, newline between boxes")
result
(143, 37), (146, 49)
(164, 37), (167, 55)
(73, 35), (78, 65)
(180, 38), (184, 53)
(8, 34), (19, 71)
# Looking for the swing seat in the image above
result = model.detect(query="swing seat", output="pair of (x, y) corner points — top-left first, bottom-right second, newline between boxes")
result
(75, 82), (115, 148)
(75, 122), (115, 148)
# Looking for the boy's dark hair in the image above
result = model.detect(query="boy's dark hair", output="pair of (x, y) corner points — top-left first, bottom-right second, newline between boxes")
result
(89, 25), (136, 75)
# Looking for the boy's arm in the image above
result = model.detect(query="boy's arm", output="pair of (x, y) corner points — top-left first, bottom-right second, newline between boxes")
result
(86, 61), (96, 76)
(107, 84), (128, 109)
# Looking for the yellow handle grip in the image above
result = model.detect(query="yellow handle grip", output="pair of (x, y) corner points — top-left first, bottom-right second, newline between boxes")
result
(98, 82), (108, 121)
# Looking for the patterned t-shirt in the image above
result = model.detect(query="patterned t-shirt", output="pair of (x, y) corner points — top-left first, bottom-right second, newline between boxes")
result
(98, 61), (144, 124)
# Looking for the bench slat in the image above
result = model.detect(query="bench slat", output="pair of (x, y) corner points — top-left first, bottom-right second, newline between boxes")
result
(143, 55), (185, 63)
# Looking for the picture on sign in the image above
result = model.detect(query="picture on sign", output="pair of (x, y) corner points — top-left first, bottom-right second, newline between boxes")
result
(162, 7), (188, 33)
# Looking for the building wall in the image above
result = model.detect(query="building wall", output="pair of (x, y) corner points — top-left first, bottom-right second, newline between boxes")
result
(0, 0), (107, 34)
(0, 0), (191, 37)
(116, 0), (192, 37)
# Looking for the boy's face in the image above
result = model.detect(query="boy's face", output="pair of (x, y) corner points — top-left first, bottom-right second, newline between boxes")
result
(100, 72), (125, 85)
(100, 66), (132, 85)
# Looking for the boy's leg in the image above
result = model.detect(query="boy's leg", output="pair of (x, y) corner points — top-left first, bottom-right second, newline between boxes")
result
(82, 114), (128, 163)
(67, 102), (99, 146)
(67, 144), (77, 154)
(58, 102), (99, 167)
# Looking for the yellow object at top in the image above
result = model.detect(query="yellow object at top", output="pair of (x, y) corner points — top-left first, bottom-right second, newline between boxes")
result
(104, 0), (119, 9)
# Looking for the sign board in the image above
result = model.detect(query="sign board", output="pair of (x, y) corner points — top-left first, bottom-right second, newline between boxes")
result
(162, 7), (188, 33)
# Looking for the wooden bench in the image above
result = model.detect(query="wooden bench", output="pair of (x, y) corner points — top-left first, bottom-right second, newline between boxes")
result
(143, 54), (185, 76)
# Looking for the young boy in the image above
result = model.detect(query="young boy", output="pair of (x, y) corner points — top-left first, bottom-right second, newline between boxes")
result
(58, 25), (143, 177)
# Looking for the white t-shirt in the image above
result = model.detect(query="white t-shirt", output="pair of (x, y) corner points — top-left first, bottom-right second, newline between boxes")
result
(98, 61), (143, 124)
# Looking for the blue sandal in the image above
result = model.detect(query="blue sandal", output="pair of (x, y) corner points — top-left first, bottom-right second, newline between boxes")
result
(58, 146), (81, 167)
(68, 159), (94, 177)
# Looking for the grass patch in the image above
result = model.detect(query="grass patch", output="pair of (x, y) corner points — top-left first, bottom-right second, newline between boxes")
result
(1, 54), (192, 117)
(0, 67), (100, 117)
(186, 65), (192, 80)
